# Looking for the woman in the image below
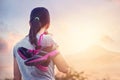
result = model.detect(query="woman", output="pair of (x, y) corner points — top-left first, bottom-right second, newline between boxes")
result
(13, 7), (70, 80)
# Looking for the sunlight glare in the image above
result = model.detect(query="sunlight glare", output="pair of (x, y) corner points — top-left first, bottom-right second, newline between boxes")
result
(66, 20), (102, 53)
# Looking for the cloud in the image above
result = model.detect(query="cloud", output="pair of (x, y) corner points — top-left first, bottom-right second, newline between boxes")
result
(0, 21), (9, 33)
(0, 27), (12, 53)
(0, 21), (23, 54)
(100, 35), (114, 43)
(0, 21), (13, 40)
(0, 19), (23, 38)
(0, 38), (8, 54)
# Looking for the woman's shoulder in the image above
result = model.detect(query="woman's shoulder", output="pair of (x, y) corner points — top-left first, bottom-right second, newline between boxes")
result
(13, 36), (30, 49)
(43, 34), (53, 41)
(42, 34), (56, 45)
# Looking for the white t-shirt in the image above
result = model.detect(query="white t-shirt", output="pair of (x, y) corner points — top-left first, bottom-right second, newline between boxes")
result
(13, 34), (58, 80)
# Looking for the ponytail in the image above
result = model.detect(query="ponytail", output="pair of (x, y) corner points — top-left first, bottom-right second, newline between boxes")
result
(28, 7), (50, 49)
(29, 18), (41, 49)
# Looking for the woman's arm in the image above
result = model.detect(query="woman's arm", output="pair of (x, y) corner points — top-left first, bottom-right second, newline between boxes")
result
(14, 58), (21, 80)
(52, 50), (71, 73)
(42, 35), (71, 73)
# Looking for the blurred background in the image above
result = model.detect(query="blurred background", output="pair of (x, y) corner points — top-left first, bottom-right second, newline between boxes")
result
(0, 0), (120, 80)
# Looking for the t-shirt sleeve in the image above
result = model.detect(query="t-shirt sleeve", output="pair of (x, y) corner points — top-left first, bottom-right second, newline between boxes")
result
(41, 35), (59, 52)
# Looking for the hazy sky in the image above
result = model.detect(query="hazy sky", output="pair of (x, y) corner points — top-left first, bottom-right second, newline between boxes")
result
(0, 0), (120, 54)
(0, 0), (120, 79)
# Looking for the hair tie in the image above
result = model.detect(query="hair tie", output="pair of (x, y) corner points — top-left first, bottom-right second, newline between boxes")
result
(35, 17), (40, 21)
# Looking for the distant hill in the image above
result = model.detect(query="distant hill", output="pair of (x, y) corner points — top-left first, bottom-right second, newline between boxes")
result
(64, 45), (120, 79)
(65, 44), (120, 63)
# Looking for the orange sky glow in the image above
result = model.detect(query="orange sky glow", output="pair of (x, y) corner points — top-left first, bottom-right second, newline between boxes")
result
(0, 0), (120, 79)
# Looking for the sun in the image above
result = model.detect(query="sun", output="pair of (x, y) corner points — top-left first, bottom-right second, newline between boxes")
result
(64, 20), (102, 54)
(51, 15), (104, 55)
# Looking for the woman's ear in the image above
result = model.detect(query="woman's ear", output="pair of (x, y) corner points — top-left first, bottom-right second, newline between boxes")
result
(45, 23), (50, 30)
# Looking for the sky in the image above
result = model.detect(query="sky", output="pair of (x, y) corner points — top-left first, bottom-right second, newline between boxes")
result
(0, 0), (120, 79)
(1, 0), (120, 54)
(0, 0), (120, 61)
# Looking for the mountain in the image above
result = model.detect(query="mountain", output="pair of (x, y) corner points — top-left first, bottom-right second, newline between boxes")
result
(64, 44), (120, 79)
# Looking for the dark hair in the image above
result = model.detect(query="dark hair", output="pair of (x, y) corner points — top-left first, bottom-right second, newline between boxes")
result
(29, 7), (50, 49)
